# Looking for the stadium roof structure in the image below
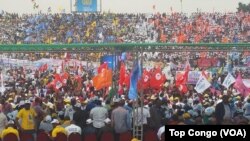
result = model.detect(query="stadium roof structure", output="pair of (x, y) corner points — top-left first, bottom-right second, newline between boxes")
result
(0, 43), (249, 53)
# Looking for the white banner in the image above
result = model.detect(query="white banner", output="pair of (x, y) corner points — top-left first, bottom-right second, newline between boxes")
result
(222, 73), (236, 89)
(195, 76), (211, 93)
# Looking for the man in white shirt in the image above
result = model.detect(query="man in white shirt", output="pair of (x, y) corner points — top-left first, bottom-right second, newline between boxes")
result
(90, 100), (108, 129)
(65, 120), (82, 136)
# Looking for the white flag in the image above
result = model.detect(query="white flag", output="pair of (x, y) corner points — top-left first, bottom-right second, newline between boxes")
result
(0, 73), (5, 95)
(222, 73), (236, 89)
(195, 75), (211, 93)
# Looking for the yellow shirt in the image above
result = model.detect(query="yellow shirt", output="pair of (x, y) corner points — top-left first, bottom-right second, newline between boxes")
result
(52, 125), (67, 138)
(1, 127), (19, 139)
(16, 108), (37, 130)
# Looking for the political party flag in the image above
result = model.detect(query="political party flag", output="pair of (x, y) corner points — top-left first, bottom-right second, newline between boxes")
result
(195, 75), (211, 93)
(222, 73), (236, 89)
(128, 60), (142, 100)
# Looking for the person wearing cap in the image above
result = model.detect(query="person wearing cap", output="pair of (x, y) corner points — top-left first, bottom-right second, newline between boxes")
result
(111, 99), (131, 139)
(1, 120), (19, 141)
(15, 100), (37, 141)
(65, 120), (82, 136)
(39, 115), (53, 133)
(50, 119), (67, 140)
(215, 94), (233, 124)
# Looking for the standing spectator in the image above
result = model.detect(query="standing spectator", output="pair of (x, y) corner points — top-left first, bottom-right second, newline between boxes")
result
(149, 99), (163, 130)
(111, 99), (131, 138)
(15, 100), (37, 141)
(90, 100), (108, 131)
(215, 95), (232, 124)
(73, 102), (88, 131)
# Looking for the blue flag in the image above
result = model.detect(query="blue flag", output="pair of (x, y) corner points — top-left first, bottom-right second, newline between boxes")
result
(128, 60), (142, 100)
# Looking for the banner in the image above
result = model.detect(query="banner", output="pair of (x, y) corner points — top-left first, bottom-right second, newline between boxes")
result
(222, 73), (236, 89)
(76, 0), (97, 12)
(194, 76), (211, 93)
(176, 71), (211, 84)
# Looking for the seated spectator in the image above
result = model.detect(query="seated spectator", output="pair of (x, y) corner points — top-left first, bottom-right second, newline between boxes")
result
(50, 119), (67, 140)
(39, 115), (53, 133)
(1, 120), (20, 141)
(65, 120), (81, 136)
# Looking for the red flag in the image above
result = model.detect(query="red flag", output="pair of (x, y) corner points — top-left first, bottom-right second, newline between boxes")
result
(39, 64), (48, 72)
(124, 72), (131, 88)
(61, 72), (69, 86)
(150, 68), (166, 89)
(141, 70), (150, 89)
(75, 75), (83, 91)
(98, 62), (108, 74)
(118, 62), (126, 95)
(175, 61), (190, 94)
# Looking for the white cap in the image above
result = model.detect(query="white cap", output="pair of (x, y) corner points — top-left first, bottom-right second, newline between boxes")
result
(44, 115), (52, 122)
(75, 103), (81, 108)
(113, 98), (121, 103)
(7, 120), (15, 125)
(24, 100), (31, 104)
(104, 118), (111, 124)
(51, 119), (59, 124)
(19, 100), (25, 106)
(86, 119), (92, 124)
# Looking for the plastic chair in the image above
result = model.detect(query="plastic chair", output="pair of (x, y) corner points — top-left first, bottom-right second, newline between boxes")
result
(83, 133), (97, 141)
(68, 132), (82, 141)
(3, 133), (18, 141)
(119, 131), (132, 141)
(54, 133), (67, 141)
(144, 130), (158, 141)
(99, 132), (115, 141)
(37, 131), (51, 141)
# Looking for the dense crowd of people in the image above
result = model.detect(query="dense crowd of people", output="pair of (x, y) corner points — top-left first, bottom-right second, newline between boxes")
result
(0, 11), (250, 44)
(0, 11), (250, 141)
